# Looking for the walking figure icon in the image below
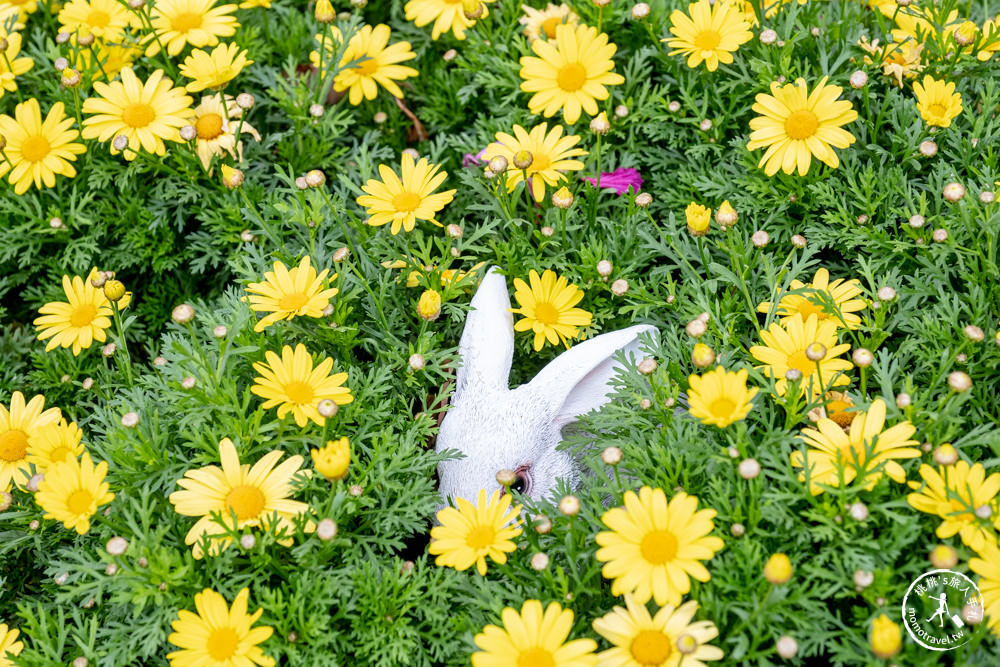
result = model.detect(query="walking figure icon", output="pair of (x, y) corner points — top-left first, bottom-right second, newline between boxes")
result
(925, 593), (950, 628)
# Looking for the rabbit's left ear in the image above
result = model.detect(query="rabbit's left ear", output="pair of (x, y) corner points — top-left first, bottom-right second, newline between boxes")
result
(526, 325), (659, 427)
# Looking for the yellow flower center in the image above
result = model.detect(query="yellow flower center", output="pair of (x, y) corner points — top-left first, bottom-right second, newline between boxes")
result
(0, 429), (28, 462)
(708, 397), (736, 419)
(225, 484), (266, 521)
(784, 109), (819, 140)
(69, 303), (97, 328)
(639, 529), (678, 564)
(122, 102), (156, 128)
(517, 648), (555, 667)
(88, 9), (111, 28)
(793, 298), (825, 320)
(928, 103), (948, 118)
(393, 191), (422, 212)
(206, 627), (240, 661)
(556, 62), (587, 91)
(66, 489), (95, 515)
(827, 398), (855, 428)
(195, 113), (224, 140)
(278, 292), (309, 311)
(70, 303), (98, 327)
(533, 301), (560, 325)
(693, 29), (721, 51)
(787, 350), (816, 376)
(630, 629), (673, 665)
(465, 524), (496, 549)
(49, 446), (74, 464)
(354, 57), (379, 76)
(20, 135), (51, 162)
(283, 381), (315, 405)
(172, 12), (203, 32)
(541, 17), (562, 39)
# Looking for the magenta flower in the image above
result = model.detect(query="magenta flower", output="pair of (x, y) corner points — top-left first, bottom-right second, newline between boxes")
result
(463, 147), (488, 167)
(582, 167), (643, 195)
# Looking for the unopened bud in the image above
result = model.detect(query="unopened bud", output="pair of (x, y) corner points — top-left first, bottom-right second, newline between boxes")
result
(854, 569), (874, 588)
(121, 411), (139, 428)
(929, 545), (958, 569)
(236, 93), (255, 109)
(964, 325), (984, 342)
(638, 357), (657, 375)
(601, 446), (622, 466)
(61, 69), (82, 88)
(943, 182), (966, 202)
(317, 518), (337, 540)
(513, 150), (533, 169)
(896, 393), (911, 409)
(776, 636), (798, 659)
(317, 399), (338, 418)
(305, 169), (326, 187)
(596, 260), (613, 278)
(488, 155), (508, 173)
(685, 318), (707, 338)
(908, 214), (925, 228)
(610, 279), (628, 296)
(738, 458), (760, 479)
(947, 371), (971, 392)
(172, 304), (195, 324)
(919, 140), (938, 157)
(848, 501), (869, 521)
(805, 342), (826, 362)
(558, 494), (580, 516)
(752, 230), (770, 247)
(530, 552), (549, 570)
(791, 234), (806, 248)
(852, 348), (874, 367)
(692, 343), (715, 368)
(635, 192), (652, 207)
(849, 70), (868, 89)
(760, 29), (778, 45)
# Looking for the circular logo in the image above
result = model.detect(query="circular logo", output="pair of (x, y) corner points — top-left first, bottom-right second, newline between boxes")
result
(901, 569), (985, 651)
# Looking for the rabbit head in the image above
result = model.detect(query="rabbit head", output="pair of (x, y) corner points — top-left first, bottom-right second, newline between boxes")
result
(436, 266), (657, 505)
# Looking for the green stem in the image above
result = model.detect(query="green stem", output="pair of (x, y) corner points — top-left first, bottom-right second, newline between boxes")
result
(111, 300), (133, 386)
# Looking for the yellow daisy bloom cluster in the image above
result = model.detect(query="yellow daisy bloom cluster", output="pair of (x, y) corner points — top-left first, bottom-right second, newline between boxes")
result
(1, 391), (114, 534)
(441, 486), (726, 667)
(309, 23), (418, 105)
(167, 587), (275, 667)
(510, 269), (593, 351)
(34, 267), (132, 355)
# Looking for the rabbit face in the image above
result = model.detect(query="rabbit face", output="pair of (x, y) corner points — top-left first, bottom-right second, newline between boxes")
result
(436, 387), (580, 504)
(436, 266), (657, 507)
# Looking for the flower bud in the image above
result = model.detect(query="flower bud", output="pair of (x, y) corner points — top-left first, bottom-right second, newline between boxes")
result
(104, 280), (126, 302)
(805, 342), (826, 361)
(121, 411), (139, 428)
(487, 155), (508, 174)
(77, 30), (95, 46)
(933, 443), (958, 466)
(692, 343), (715, 368)
(715, 200), (737, 228)
(752, 230), (769, 247)
(980, 191), (995, 204)
(676, 634), (698, 655)
(943, 182), (966, 202)
(309, 103), (324, 118)
(870, 614), (901, 659)
(932, 228), (948, 243)
(179, 125), (197, 141)
(908, 214), (925, 228)
(26, 473), (43, 492)
(240, 534), (256, 549)
(853, 569), (874, 589)
(852, 348), (874, 367)
(775, 636), (797, 659)
(699, 118), (713, 131)
(315, 0), (335, 22)
(601, 446), (622, 466)
(614, 104), (628, 119)
(417, 289), (442, 321)
(948, 371), (971, 392)
(964, 325), (984, 342)
(558, 494), (580, 516)
(848, 501), (869, 521)
(760, 29), (778, 45)
(638, 357), (657, 375)
(61, 68), (82, 87)
(929, 544), (958, 569)
(611, 279), (628, 296)
(738, 458), (760, 479)
(49, 216), (64, 229)
(919, 140), (938, 157)
(462, 0), (484, 20)
(305, 169), (326, 187)
(530, 552), (550, 570)
(172, 303), (195, 324)
(443, 49), (457, 62)
(533, 514), (552, 534)
(764, 553), (793, 584)
(791, 234), (806, 248)
(590, 111), (610, 135)
(54, 57), (69, 72)
(236, 93), (255, 109)
(962, 602), (984, 625)
(552, 186), (574, 209)
(631, 2), (650, 19)
(895, 392), (911, 409)
(849, 70), (868, 89)
(685, 318), (707, 338)
(634, 192), (652, 207)
(513, 150), (533, 169)
(730, 522), (745, 537)
(221, 165), (244, 189)
(596, 260), (613, 278)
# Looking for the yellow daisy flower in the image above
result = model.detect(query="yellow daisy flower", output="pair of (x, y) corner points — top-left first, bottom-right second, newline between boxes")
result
(26, 418), (85, 472)
(57, 0), (135, 40)
(35, 452), (115, 535)
(0, 623), (24, 666)
(0, 32), (32, 97)
(404, 0), (496, 40)
(357, 152), (456, 235)
(664, 0), (753, 72)
(519, 4), (579, 42)
(168, 438), (311, 558)
(969, 540), (1000, 638)
(913, 75), (962, 128)
(146, 0), (238, 57)
(509, 269), (592, 351)
(0, 391), (61, 491)
(687, 366), (758, 428)
(180, 42), (253, 92)
(592, 594), (724, 667)
(333, 24), (418, 105)
(870, 613), (902, 659)
(758, 267), (867, 330)
(33, 267), (131, 356)
(746, 76), (858, 177)
(595, 487), (724, 607)
(891, 7), (960, 44)
(858, 37), (924, 87)
(792, 398), (920, 494)
(82, 67), (194, 160)
(0, 98), (86, 195)
(189, 93), (260, 171)
(0, 0), (38, 20)
(806, 391), (857, 428)
(907, 461), (1000, 553)
(977, 17), (1000, 62)
(167, 588), (275, 667)
(250, 344), (353, 427)
(483, 122), (587, 202)
(69, 39), (143, 81)
(749, 313), (853, 397)
(472, 600), (598, 667)
(429, 489), (522, 576)
(519, 23), (625, 125)
(245, 256), (338, 332)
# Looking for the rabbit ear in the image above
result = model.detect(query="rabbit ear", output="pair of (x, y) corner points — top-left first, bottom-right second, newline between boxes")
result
(527, 325), (658, 427)
(453, 266), (514, 404)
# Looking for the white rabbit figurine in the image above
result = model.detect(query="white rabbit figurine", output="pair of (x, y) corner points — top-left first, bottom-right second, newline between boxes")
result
(436, 266), (658, 504)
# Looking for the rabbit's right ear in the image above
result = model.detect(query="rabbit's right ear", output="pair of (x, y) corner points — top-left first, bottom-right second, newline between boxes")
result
(453, 266), (514, 405)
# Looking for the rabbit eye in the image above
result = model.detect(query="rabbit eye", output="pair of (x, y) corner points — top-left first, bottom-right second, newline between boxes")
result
(511, 465), (531, 495)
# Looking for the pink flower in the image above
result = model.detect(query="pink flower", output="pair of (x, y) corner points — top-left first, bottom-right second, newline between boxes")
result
(582, 167), (643, 195)
(463, 147), (487, 167)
